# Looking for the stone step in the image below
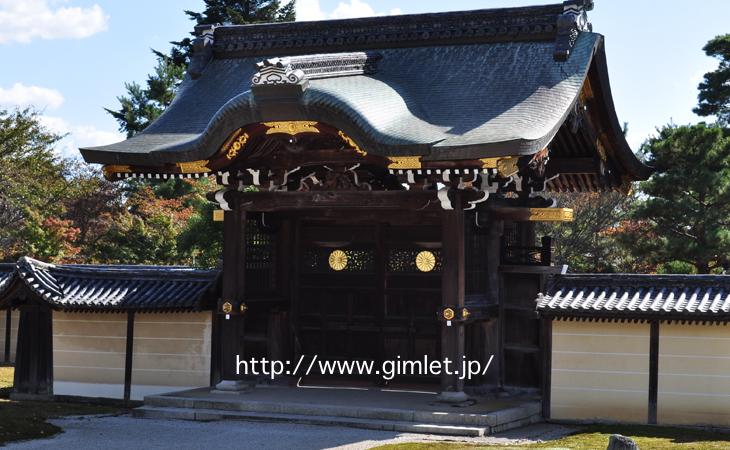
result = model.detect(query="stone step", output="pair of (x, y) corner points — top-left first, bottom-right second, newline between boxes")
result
(143, 394), (541, 428)
(133, 405), (488, 437)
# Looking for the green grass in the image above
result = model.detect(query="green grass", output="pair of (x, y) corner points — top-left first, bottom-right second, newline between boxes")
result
(373, 424), (730, 450)
(0, 366), (123, 445)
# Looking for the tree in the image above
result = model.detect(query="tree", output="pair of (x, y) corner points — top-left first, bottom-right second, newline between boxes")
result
(105, 59), (185, 138)
(167, 0), (295, 66)
(100, 1), (295, 268)
(91, 185), (195, 265)
(63, 164), (125, 259)
(176, 179), (224, 268)
(0, 108), (74, 261)
(623, 123), (730, 274)
(695, 34), (730, 125)
(107, 0), (295, 136)
(537, 191), (649, 273)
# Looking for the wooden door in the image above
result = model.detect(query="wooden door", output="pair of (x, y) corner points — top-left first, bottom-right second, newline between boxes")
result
(296, 222), (440, 381)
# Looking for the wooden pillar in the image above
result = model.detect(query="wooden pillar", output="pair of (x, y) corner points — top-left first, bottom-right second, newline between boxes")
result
(4, 309), (11, 363)
(540, 317), (552, 418)
(13, 305), (52, 396)
(485, 219), (503, 386)
(438, 193), (467, 402)
(290, 218), (302, 357)
(123, 311), (135, 402)
(210, 310), (221, 386)
(375, 222), (387, 378)
(216, 204), (248, 390)
(648, 321), (659, 424)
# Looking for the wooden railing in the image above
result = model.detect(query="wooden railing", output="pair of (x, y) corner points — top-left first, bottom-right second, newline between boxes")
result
(501, 236), (552, 266)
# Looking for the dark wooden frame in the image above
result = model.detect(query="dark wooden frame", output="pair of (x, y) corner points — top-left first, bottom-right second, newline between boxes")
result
(4, 309), (11, 363)
(440, 193), (466, 393)
(540, 317), (552, 418)
(13, 304), (53, 396)
(648, 320), (659, 424)
(123, 311), (135, 402)
(217, 207), (248, 382)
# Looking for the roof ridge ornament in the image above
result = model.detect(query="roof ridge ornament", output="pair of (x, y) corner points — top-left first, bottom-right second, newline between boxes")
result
(554, 0), (594, 62)
(252, 57), (306, 86)
(189, 24), (216, 80)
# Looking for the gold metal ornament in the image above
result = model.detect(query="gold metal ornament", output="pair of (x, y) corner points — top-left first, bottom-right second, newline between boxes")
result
(240, 303), (248, 314)
(226, 132), (250, 160)
(443, 308), (455, 321)
(177, 160), (211, 173)
(102, 165), (132, 178)
(338, 130), (367, 156)
(497, 157), (520, 177)
(480, 158), (499, 169)
(527, 208), (574, 222)
(328, 249), (349, 271)
(387, 156), (422, 169)
(221, 302), (233, 314)
(263, 121), (320, 135)
(462, 308), (471, 320)
(415, 250), (436, 272)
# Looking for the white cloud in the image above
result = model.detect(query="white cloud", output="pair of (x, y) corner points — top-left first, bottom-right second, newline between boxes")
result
(0, 83), (122, 158)
(296, 0), (401, 21)
(0, 82), (64, 109)
(296, 0), (326, 21)
(40, 115), (124, 159)
(0, 0), (108, 44)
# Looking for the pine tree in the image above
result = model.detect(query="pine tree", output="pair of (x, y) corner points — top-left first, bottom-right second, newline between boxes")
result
(695, 34), (730, 125)
(107, 1), (295, 136)
(103, 2), (295, 267)
(621, 123), (730, 274)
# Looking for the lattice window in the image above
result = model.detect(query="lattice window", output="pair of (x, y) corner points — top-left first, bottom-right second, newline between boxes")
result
(245, 219), (276, 294)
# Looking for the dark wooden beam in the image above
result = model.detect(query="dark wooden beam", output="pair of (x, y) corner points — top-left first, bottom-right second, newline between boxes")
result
(27, 307), (38, 393)
(241, 148), (386, 169)
(499, 265), (564, 274)
(439, 192), (466, 400)
(541, 317), (552, 419)
(4, 309), (11, 363)
(484, 219), (503, 386)
(13, 305), (53, 396)
(13, 307), (27, 393)
(290, 218), (302, 358)
(546, 157), (600, 177)
(648, 321), (659, 424)
(232, 190), (441, 212)
(210, 310), (220, 386)
(218, 206), (248, 383)
(124, 311), (135, 402)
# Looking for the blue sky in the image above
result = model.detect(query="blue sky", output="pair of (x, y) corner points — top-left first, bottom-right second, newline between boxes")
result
(1, 0), (728, 158)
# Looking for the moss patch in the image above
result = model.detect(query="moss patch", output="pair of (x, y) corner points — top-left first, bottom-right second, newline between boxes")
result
(373, 424), (730, 450)
(0, 366), (123, 445)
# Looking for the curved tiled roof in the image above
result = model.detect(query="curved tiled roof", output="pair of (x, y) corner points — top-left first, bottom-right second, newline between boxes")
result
(78, 1), (650, 187)
(537, 274), (730, 321)
(81, 33), (599, 164)
(0, 257), (219, 312)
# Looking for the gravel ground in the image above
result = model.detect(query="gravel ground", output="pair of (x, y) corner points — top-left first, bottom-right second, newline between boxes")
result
(5, 415), (574, 450)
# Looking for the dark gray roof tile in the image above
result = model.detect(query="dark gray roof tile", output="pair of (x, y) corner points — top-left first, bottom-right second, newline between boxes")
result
(537, 274), (730, 320)
(0, 264), (14, 293)
(1, 257), (219, 312)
